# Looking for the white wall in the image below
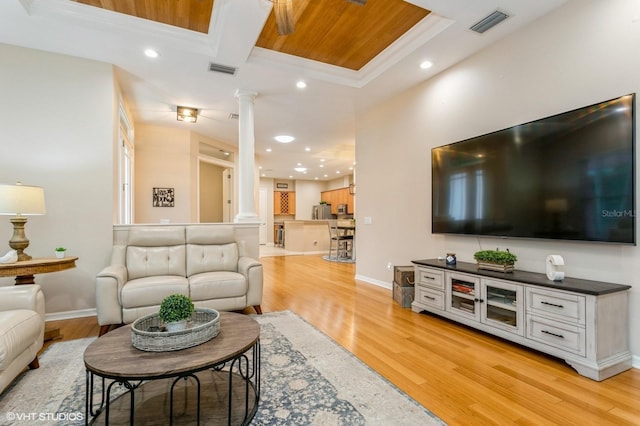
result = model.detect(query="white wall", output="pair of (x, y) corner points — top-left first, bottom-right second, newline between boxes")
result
(295, 180), (328, 220)
(135, 125), (192, 223)
(0, 44), (116, 315)
(355, 0), (640, 358)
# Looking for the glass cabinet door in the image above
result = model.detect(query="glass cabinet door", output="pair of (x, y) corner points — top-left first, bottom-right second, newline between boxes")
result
(448, 273), (480, 319)
(482, 279), (524, 335)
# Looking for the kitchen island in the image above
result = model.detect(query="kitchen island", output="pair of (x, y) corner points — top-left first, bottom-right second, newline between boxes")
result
(283, 220), (331, 254)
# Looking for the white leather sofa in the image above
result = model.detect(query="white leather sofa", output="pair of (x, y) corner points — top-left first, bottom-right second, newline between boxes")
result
(0, 284), (45, 395)
(95, 225), (263, 336)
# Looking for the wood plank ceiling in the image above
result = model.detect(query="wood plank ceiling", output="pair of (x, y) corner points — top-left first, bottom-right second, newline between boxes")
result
(72, 0), (215, 34)
(71, 0), (431, 71)
(256, 0), (430, 71)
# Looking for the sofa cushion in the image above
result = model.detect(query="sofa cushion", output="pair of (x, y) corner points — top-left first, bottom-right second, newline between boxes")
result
(127, 245), (186, 280)
(0, 310), (42, 370)
(186, 225), (235, 245)
(186, 243), (239, 276)
(121, 276), (189, 308)
(189, 271), (247, 301)
(128, 226), (185, 246)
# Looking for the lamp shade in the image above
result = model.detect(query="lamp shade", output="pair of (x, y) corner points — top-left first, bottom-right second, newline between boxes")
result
(0, 183), (46, 216)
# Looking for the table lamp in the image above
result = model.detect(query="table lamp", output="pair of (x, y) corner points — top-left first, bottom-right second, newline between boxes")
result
(0, 183), (46, 261)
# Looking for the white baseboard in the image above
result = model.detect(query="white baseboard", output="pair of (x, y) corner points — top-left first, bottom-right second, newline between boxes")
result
(45, 308), (96, 322)
(355, 274), (392, 290)
(632, 354), (640, 370)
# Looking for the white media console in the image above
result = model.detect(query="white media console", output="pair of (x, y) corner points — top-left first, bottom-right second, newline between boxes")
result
(411, 259), (632, 381)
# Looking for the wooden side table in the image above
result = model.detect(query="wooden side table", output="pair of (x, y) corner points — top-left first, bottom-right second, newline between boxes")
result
(0, 256), (78, 285)
(0, 256), (79, 340)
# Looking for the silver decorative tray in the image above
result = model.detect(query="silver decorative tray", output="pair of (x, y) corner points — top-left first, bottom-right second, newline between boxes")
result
(131, 308), (220, 352)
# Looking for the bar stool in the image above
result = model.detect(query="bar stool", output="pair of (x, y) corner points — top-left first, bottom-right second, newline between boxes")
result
(327, 220), (353, 260)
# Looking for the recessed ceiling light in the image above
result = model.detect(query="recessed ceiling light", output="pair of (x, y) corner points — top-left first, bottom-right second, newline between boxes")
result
(289, 175), (293, 179)
(144, 48), (159, 58)
(336, 171), (341, 174)
(305, 147), (311, 152)
(275, 135), (295, 143)
(296, 80), (307, 89)
(320, 159), (325, 162)
(420, 60), (433, 70)
(319, 164), (324, 168)
(266, 148), (272, 152)
(294, 167), (307, 172)
(324, 174), (328, 178)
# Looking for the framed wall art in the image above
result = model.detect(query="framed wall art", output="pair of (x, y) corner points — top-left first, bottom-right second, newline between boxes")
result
(153, 187), (175, 207)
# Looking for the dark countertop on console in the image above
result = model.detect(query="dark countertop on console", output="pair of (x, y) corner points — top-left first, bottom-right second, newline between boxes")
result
(411, 259), (630, 296)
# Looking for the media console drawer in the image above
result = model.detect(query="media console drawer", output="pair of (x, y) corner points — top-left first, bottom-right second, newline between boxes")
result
(416, 267), (444, 290)
(526, 287), (585, 325)
(526, 315), (586, 356)
(415, 287), (444, 311)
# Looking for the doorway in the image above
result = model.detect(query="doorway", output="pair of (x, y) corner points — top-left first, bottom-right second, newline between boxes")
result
(198, 160), (234, 223)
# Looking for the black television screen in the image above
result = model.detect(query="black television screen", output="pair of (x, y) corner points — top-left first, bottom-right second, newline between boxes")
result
(432, 94), (636, 245)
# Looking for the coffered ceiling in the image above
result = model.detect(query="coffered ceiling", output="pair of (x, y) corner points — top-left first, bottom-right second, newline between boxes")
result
(1, 0), (568, 180)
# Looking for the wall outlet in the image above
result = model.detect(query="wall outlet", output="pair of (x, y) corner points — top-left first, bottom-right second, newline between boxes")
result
(364, 216), (372, 225)
(387, 262), (393, 270)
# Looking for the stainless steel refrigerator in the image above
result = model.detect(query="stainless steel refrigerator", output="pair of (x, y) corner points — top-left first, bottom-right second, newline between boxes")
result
(312, 204), (333, 219)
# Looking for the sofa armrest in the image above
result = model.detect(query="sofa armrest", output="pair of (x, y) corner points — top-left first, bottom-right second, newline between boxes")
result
(238, 257), (263, 307)
(0, 284), (45, 321)
(97, 264), (128, 285)
(95, 264), (128, 326)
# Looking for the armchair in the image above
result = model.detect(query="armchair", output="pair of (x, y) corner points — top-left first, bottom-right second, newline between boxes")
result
(0, 284), (45, 395)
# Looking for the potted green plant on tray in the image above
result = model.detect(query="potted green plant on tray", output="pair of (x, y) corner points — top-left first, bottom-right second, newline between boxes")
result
(55, 247), (67, 259)
(473, 249), (517, 273)
(159, 294), (194, 332)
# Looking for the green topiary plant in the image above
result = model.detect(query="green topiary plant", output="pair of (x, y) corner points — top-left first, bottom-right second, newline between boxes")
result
(473, 249), (517, 265)
(158, 294), (194, 323)
(55, 247), (66, 252)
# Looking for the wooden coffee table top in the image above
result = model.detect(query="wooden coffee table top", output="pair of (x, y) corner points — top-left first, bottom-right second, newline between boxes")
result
(84, 312), (259, 380)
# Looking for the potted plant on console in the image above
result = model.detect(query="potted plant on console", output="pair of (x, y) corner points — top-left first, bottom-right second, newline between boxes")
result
(474, 249), (517, 273)
(55, 247), (66, 259)
(158, 294), (194, 332)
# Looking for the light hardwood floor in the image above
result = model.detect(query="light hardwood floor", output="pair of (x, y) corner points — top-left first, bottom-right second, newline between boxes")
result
(43, 255), (640, 425)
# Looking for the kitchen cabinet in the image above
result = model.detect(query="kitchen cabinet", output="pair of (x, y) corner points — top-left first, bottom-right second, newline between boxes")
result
(320, 187), (354, 214)
(274, 191), (295, 215)
(411, 259), (631, 381)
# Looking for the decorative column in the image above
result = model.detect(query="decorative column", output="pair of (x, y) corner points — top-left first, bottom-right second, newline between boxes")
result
(234, 89), (259, 222)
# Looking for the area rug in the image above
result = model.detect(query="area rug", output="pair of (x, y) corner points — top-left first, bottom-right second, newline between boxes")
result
(0, 311), (445, 425)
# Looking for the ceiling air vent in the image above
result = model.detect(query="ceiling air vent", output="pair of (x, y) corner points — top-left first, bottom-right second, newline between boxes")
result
(470, 10), (509, 34)
(208, 62), (237, 75)
(228, 113), (239, 120)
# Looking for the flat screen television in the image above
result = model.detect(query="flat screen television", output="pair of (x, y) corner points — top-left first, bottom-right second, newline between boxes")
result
(432, 94), (636, 245)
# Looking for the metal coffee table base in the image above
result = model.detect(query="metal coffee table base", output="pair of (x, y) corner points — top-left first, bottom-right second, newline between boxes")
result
(86, 342), (260, 425)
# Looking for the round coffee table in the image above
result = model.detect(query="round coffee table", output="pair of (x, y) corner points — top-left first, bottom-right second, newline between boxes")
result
(84, 312), (260, 425)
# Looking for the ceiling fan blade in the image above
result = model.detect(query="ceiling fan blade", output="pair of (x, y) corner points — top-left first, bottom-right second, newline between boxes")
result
(273, 0), (295, 36)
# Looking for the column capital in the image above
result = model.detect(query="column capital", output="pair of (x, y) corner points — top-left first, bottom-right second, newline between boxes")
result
(234, 89), (258, 101)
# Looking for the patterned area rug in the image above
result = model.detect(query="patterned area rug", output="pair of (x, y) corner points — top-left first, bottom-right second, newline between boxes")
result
(0, 311), (444, 425)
